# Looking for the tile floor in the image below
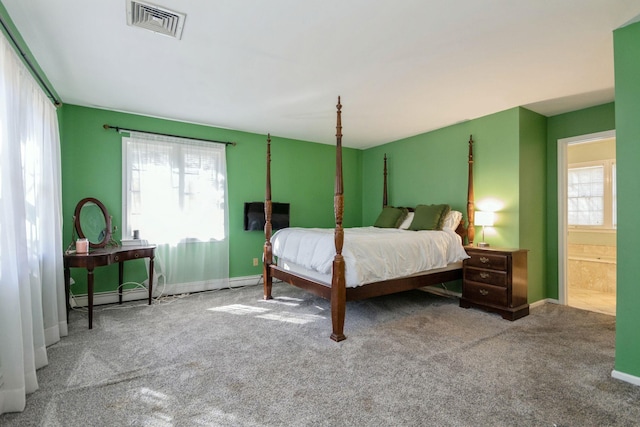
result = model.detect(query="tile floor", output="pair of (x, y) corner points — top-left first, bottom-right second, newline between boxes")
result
(567, 287), (616, 316)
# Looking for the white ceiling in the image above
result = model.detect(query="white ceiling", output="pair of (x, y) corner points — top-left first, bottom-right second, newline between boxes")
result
(3, 0), (640, 149)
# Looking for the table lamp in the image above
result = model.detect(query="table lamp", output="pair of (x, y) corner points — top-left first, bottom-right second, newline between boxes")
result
(475, 211), (495, 247)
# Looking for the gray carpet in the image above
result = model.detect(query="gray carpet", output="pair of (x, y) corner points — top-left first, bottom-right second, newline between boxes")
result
(2, 283), (639, 426)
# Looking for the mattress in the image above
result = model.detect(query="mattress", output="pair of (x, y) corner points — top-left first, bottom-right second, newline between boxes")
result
(271, 226), (469, 288)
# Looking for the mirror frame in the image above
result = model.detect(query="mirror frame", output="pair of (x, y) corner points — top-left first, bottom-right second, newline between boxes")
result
(74, 197), (112, 249)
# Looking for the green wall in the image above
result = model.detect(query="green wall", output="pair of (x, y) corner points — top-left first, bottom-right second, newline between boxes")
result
(362, 107), (547, 302)
(60, 104), (362, 293)
(613, 21), (640, 379)
(545, 103), (615, 299)
(362, 108), (520, 245)
(519, 108), (548, 303)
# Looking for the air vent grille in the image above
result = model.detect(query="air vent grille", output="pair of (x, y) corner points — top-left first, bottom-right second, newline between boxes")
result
(126, 1), (186, 40)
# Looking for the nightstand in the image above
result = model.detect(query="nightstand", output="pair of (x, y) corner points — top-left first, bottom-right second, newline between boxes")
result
(459, 246), (529, 320)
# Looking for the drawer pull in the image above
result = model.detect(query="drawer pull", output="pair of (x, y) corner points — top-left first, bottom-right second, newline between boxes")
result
(134, 253), (139, 258)
(480, 272), (490, 279)
(479, 289), (489, 296)
(479, 256), (490, 264)
(114, 256), (119, 261)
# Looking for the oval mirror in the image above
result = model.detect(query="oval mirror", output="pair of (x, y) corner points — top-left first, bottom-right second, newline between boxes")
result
(74, 197), (112, 248)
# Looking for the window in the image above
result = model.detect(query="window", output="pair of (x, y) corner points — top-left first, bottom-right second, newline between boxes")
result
(567, 160), (616, 229)
(123, 133), (228, 244)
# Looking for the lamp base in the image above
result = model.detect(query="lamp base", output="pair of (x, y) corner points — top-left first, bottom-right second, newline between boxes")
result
(477, 242), (490, 248)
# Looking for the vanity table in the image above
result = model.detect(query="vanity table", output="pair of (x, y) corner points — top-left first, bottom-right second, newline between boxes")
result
(64, 245), (156, 329)
(64, 197), (156, 329)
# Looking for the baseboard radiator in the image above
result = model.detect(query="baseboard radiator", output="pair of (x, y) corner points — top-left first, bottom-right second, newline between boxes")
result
(70, 275), (262, 308)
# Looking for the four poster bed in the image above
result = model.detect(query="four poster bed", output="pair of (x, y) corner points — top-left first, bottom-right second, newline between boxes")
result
(263, 97), (476, 341)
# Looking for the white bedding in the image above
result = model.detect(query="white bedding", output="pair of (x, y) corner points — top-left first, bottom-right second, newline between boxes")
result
(271, 226), (469, 288)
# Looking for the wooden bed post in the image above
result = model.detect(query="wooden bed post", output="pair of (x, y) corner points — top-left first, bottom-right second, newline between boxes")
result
(263, 134), (274, 300)
(467, 135), (475, 246)
(383, 154), (388, 207)
(331, 97), (347, 342)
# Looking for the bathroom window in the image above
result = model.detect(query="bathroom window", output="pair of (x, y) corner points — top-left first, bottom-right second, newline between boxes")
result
(568, 160), (616, 229)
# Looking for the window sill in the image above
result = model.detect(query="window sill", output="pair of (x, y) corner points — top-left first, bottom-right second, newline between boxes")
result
(568, 227), (616, 234)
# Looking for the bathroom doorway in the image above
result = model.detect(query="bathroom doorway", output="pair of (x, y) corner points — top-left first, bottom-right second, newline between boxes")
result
(558, 131), (616, 316)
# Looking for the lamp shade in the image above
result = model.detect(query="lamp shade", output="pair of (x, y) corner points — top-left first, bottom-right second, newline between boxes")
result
(475, 211), (495, 227)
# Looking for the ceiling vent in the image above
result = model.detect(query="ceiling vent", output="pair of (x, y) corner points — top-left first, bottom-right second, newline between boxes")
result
(126, 0), (186, 40)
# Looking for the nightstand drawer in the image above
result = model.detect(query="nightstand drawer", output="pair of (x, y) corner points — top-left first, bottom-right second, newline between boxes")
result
(465, 252), (508, 271)
(464, 267), (508, 287)
(463, 282), (508, 307)
(113, 248), (155, 262)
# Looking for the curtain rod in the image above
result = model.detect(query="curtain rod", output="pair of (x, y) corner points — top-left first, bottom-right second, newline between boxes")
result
(103, 124), (237, 146)
(0, 15), (61, 107)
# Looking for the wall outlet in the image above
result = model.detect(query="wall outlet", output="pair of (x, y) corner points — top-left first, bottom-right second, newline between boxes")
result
(253, 258), (259, 266)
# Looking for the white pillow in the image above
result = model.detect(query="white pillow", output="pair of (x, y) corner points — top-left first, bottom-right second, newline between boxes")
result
(399, 212), (414, 229)
(442, 210), (463, 230)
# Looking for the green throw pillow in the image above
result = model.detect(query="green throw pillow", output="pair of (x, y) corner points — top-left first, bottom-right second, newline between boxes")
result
(408, 204), (451, 231)
(374, 206), (408, 228)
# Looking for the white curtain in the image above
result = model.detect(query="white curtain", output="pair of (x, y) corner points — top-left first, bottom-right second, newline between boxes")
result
(123, 132), (229, 293)
(0, 31), (66, 414)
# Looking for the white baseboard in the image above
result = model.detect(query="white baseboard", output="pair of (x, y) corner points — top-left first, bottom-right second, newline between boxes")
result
(612, 370), (640, 387)
(530, 298), (560, 309)
(70, 275), (262, 308)
(70, 286), (149, 308)
(229, 274), (263, 287)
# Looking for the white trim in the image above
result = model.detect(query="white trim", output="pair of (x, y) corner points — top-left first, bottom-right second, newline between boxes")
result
(612, 370), (640, 387)
(530, 298), (560, 309)
(70, 286), (151, 308)
(560, 130), (616, 145)
(226, 274), (263, 288)
(70, 275), (262, 307)
(557, 130), (615, 306)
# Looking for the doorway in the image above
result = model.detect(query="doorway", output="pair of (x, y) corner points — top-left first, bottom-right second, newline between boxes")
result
(558, 130), (616, 316)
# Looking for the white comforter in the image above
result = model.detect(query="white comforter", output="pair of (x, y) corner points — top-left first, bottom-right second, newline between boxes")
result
(271, 226), (469, 287)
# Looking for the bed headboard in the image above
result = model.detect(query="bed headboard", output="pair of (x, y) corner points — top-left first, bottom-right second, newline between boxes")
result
(380, 136), (475, 245)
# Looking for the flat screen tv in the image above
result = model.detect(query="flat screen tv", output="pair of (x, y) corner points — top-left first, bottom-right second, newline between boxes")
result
(244, 202), (290, 231)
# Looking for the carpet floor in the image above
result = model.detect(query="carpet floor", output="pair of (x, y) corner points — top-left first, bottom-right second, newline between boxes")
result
(2, 282), (639, 426)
